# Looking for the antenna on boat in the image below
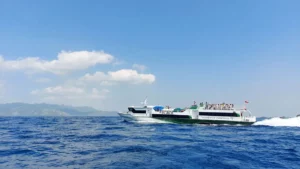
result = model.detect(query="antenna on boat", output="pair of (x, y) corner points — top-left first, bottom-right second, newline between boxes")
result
(244, 100), (252, 115)
(141, 96), (148, 106)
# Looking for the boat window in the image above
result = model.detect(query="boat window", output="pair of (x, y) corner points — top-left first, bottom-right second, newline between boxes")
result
(128, 108), (146, 113)
(199, 112), (239, 117)
(152, 114), (190, 119)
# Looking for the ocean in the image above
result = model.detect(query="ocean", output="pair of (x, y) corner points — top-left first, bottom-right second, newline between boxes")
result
(0, 116), (299, 169)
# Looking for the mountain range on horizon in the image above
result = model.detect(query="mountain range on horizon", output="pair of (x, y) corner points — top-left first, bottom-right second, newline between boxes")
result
(0, 103), (118, 116)
(0, 102), (281, 119)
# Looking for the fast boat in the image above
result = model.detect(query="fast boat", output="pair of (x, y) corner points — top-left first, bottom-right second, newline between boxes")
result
(118, 98), (256, 125)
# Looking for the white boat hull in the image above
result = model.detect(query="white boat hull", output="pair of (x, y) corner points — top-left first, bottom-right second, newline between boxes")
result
(118, 113), (170, 123)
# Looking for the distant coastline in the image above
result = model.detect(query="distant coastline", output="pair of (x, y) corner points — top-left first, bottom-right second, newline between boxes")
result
(0, 103), (118, 116)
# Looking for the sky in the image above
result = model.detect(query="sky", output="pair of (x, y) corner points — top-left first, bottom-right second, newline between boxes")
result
(0, 0), (300, 117)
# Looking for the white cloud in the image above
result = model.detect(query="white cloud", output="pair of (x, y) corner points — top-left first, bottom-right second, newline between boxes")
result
(0, 50), (114, 75)
(99, 81), (116, 86)
(1, 51), (156, 110)
(31, 85), (109, 100)
(35, 78), (51, 83)
(132, 64), (147, 72)
(80, 69), (155, 85)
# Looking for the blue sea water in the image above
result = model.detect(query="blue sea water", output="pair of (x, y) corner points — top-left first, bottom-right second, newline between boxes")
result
(0, 116), (299, 169)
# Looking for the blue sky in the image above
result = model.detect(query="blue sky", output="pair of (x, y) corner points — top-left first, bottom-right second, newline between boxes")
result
(0, 0), (300, 116)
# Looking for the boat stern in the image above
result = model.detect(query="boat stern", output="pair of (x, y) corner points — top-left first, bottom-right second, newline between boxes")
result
(243, 116), (256, 124)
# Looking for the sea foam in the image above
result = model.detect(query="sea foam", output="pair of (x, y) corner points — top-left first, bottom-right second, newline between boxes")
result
(254, 117), (300, 127)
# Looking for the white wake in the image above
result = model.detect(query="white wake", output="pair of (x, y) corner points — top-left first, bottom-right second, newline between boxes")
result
(253, 117), (300, 127)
